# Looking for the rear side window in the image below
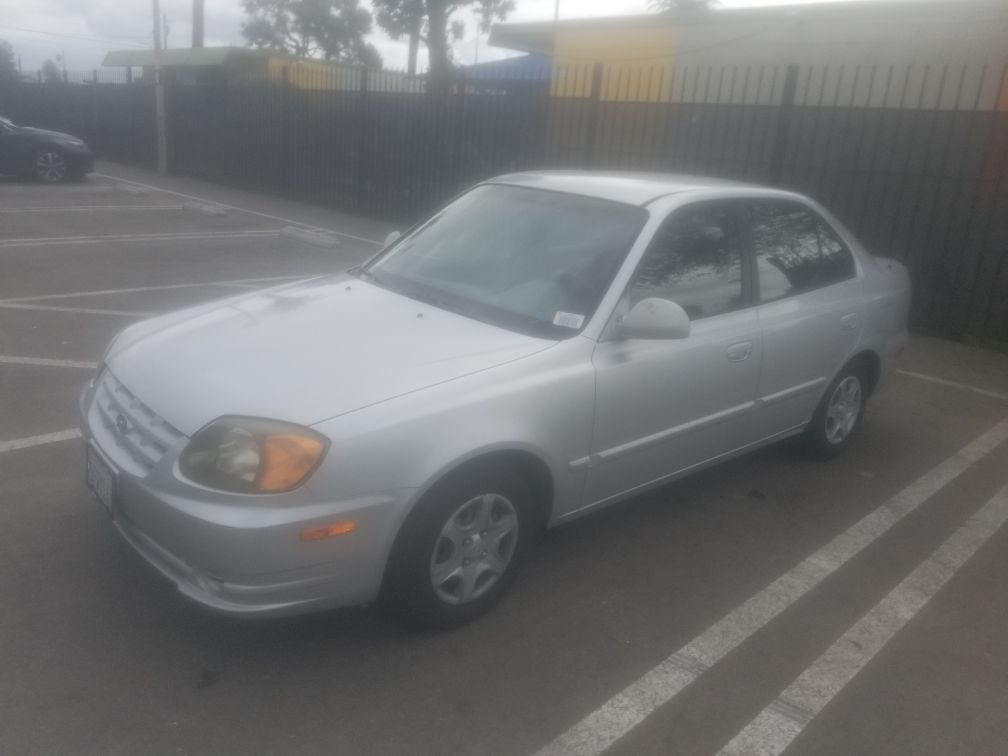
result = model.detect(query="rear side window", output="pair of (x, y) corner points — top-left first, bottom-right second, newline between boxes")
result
(628, 203), (745, 320)
(748, 202), (856, 302)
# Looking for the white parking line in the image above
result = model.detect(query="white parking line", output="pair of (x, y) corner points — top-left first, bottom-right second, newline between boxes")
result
(0, 303), (154, 317)
(0, 429), (81, 455)
(0, 229), (280, 249)
(0, 356), (98, 369)
(0, 275), (309, 304)
(719, 479), (1008, 756)
(897, 369), (1008, 403)
(93, 173), (384, 246)
(0, 205), (184, 213)
(0, 185), (115, 194)
(534, 416), (1008, 756)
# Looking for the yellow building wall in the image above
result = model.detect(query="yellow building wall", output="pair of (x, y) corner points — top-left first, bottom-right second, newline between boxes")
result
(550, 26), (674, 102)
(267, 57), (341, 90)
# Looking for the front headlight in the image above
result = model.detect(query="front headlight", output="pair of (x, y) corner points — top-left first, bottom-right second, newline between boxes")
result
(57, 137), (85, 147)
(180, 417), (328, 494)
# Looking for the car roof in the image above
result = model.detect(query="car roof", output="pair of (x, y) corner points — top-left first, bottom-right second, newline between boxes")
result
(487, 171), (779, 206)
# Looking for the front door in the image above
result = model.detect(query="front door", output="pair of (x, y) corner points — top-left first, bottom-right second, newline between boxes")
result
(583, 201), (762, 508)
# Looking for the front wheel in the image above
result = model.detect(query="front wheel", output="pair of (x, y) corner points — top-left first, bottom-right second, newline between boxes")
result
(33, 148), (69, 183)
(803, 363), (867, 459)
(382, 466), (535, 629)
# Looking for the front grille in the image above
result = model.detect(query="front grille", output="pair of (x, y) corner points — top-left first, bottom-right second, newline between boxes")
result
(93, 370), (184, 471)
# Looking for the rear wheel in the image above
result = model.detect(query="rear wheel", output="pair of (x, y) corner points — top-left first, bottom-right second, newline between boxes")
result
(383, 466), (535, 629)
(803, 363), (867, 459)
(33, 148), (69, 183)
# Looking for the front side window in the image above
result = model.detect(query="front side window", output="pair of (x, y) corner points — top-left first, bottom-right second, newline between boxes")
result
(748, 201), (856, 302)
(365, 184), (647, 338)
(628, 203), (745, 320)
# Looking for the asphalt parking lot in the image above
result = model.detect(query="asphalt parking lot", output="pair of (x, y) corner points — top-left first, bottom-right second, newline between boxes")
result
(2, 164), (1008, 756)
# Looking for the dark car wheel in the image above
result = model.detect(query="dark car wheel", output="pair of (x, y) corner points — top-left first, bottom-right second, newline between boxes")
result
(33, 148), (69, 183)
(382, 465), (535, 629)
(803, 362), (867, 459)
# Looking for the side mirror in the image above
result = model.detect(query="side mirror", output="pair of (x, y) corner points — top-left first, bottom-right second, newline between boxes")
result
(384, 230), (401, 247)
(619, 298), (691, 340)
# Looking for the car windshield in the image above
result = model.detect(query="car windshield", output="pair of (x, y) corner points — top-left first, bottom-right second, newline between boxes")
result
(364, 184), (647, 338)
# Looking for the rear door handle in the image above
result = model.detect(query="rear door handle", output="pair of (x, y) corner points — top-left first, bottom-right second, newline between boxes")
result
(726, 341), (753, 363)
(840, 312), (860, 332)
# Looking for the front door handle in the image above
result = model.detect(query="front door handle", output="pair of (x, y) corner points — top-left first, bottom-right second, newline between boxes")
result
(726, 341), (753, 363)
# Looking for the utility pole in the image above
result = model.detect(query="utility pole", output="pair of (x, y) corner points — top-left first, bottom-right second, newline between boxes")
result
(162, 12), (170, 49)
(192, 0), (205, 48)
(554, 0), (560, 22)
(153, 0), (168, 174)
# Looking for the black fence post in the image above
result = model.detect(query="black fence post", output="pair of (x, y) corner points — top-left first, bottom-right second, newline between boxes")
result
(280, 66), (290, 196)
(583, 62), (604, 168)
(356, 66), (370, 211)
(452, 73), (467, 188)
(769, 63), (799, 184)
(162, 68), (173, 173)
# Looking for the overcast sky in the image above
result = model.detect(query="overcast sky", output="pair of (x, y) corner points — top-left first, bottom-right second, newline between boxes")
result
(1, 0), (869, 73)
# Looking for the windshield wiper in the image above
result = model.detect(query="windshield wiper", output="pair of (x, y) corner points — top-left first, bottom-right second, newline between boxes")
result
(401, 288), (456, 312)
(353, 266), (384, 286)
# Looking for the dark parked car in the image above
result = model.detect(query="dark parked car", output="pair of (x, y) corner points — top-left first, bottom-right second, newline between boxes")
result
(0, 116), (94, 183)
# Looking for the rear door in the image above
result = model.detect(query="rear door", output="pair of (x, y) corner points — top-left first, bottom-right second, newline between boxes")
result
(583, 200), (762, 507)
(746, 200), (864, 440)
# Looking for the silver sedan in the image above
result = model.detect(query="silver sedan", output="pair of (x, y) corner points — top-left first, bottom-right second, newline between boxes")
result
(81, 173), (910, 627)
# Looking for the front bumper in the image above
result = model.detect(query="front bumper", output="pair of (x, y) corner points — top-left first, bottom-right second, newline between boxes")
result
(68, 149), (94, 176)
(80, 377), (413, 617)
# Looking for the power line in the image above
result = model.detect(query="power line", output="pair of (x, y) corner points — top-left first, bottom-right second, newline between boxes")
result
(0, 26), (148, 48)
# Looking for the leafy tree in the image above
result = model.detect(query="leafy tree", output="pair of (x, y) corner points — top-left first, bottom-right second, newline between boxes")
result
(373, 0), (514, 78)
(0, 40), (16, 81)
(374, 0), (424, 75)
(241, 0), (382, 67)
(41, 59), (63, 84)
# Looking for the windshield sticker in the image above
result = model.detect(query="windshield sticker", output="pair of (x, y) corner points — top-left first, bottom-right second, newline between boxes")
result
(553, 311), (585, 329)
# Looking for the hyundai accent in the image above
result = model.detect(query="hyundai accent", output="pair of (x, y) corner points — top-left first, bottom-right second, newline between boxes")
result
(81, 173), (911, 627)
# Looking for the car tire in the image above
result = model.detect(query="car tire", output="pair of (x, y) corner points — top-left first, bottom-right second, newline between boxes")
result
(382, 465), (535, 629)
(803, 362), (867, 459)
(32, 147), (69, 183)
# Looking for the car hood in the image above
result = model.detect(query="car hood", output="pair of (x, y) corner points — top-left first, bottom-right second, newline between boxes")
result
(18, 126), (81, 141)
(105, 275), (556, 436)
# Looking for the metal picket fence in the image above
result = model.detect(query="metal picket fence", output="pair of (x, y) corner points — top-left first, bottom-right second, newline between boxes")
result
(1, 60), (1006, 340)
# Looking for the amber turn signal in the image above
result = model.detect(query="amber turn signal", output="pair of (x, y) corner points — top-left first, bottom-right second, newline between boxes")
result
(300, 521), (357, 541)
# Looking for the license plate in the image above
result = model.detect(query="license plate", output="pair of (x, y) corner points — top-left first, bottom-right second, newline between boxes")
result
(86, 446), (117, 516)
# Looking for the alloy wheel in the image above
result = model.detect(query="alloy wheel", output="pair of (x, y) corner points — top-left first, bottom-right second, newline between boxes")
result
(35, 151), (67, 182)
(825, 375), (862, 444)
